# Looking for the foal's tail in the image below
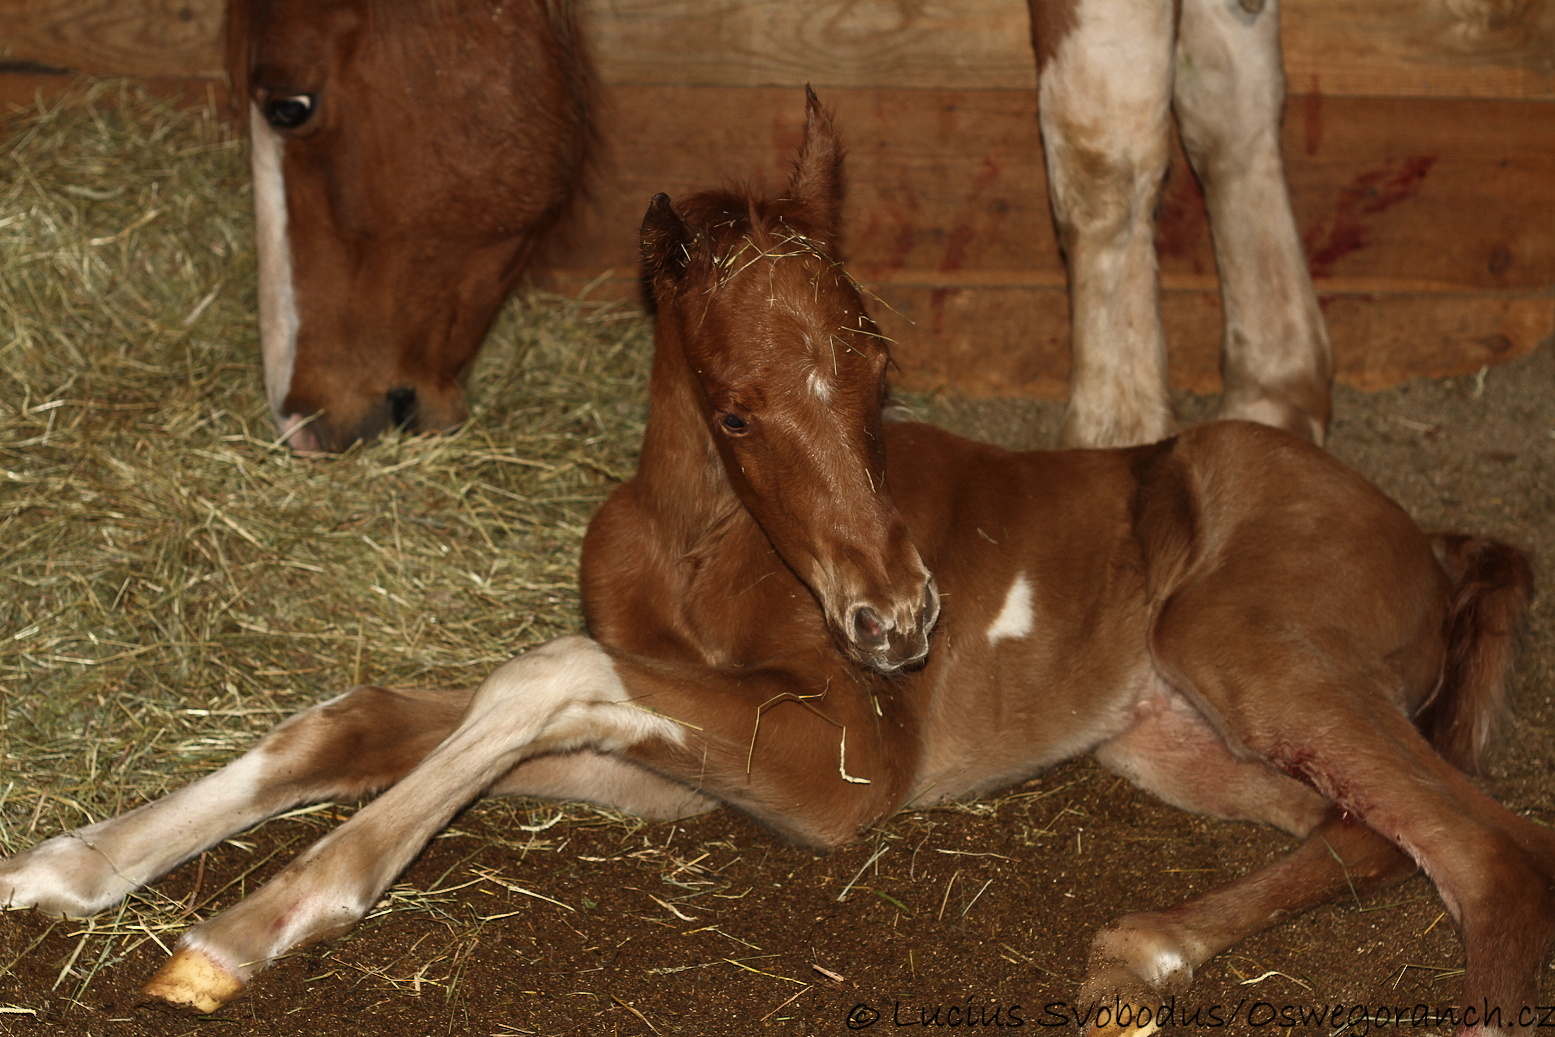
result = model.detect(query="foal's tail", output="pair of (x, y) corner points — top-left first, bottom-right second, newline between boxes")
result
(1414, 533), (1535, 774)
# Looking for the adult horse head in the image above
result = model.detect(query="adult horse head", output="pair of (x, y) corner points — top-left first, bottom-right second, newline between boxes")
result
(226, 0), (591, 451)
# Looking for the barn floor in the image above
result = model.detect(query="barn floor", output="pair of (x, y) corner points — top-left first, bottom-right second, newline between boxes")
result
(2, 342), (1551, 1037)
(3, 87), (1554, 1037)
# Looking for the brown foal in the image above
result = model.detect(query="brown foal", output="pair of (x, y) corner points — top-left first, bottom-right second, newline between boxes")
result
(0, 93), (1540, 1030)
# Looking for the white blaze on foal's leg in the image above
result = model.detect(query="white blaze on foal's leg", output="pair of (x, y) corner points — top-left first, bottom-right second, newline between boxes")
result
(1038, 0), (1176, 448)
(1172, 0), (1332, 443)
(143, 637), (687, 1012)
(250, 104), (302, 440)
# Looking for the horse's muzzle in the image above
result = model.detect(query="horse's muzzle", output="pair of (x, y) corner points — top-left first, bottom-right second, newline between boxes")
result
(843, 577), (940, 674)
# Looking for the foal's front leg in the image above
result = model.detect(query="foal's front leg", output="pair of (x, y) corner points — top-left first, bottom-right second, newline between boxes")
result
(0, 684), (471, 918)
(139, 636), (705, 1012)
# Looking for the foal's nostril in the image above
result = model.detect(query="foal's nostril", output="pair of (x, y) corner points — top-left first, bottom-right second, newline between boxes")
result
(921, 578), (942, 631)
(852, 606), (889, 648)
(386, 386), (418, 429)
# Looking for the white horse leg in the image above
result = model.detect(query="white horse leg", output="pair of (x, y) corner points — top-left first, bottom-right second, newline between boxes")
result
(1035, 0), (1177, 447)
(1173, 0), (1332, 443)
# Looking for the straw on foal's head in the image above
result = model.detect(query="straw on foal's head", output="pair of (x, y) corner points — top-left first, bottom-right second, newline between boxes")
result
(637, 92), (939, 673)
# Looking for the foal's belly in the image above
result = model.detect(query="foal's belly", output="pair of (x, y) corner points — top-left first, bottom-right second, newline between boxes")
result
(905, 627), (1161, 806)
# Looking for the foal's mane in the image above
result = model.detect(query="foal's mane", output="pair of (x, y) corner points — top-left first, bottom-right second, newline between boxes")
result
(665, 188), (838, 288)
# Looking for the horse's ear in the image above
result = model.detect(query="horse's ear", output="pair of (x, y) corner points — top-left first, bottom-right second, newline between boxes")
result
(786, 86), (845, 249)
(641, 193), (693, 281)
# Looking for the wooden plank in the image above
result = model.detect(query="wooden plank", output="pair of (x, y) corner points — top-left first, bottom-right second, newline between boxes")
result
(2, 0), (1552, 99)
(580, 0), (1034, 91)
(537, 272), (1551, 398)
(0, 0), (224, 78)
(550, 86), (1555, 293)
(579, 0), (1555, 100)
(1283, 0), (1555, 101)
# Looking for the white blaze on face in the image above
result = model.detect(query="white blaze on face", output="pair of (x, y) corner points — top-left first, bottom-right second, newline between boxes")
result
(249, 105), (299, 425)
(986, 571), (1035, 644)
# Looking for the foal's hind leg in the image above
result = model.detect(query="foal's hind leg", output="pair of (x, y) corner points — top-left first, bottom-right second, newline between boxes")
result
(1156, 633), (1555, 1024)
(1173, 0), (1332, 443)
(1085, 694), (1414, 1016)
(1031, 0), (1177, 447)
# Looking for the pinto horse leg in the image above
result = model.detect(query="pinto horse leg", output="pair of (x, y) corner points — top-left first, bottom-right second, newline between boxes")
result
(136, 638), (876, 1011)
(1033, 0), (1177, 447)
(1173, 0), (1332, 443)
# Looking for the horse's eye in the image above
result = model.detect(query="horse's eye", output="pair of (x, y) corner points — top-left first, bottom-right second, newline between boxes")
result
(720, 412), (749, 435)
(264, 94), (316, 130)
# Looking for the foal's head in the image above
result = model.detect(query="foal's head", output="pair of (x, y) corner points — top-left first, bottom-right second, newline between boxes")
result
(638, 92), (939, 673)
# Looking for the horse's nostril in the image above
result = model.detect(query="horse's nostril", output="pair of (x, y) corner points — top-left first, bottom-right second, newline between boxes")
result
(852, 606), (889, 648)
(386, 387), (418, 429)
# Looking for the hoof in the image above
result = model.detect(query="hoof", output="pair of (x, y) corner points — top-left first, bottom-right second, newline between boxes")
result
(142, 947), (245, 1013)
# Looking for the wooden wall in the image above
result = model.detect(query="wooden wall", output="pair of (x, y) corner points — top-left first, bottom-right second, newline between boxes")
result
(3, 0), (1552, 397)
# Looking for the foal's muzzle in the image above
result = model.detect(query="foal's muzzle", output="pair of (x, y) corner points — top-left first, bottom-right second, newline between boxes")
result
(843, 577), (941, 674)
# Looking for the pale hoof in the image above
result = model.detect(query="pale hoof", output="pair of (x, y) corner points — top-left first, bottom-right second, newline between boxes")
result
(142, 946), (245, 1013)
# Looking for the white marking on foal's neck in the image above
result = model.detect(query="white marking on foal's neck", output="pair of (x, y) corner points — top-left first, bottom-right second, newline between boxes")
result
(249, 106), (299, 424)
(986, 572), (1035, 644)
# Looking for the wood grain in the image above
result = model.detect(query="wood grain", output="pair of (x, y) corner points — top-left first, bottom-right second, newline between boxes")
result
(579, 0), (1555, 100)
(0, 0), (223, 78)
(555, 86), (1555, 293)
(2, 0), (1552, 99)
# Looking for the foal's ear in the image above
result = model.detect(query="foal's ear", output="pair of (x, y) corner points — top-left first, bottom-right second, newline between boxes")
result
(787, 86), (845, 249)
(641, 193), (693, 281)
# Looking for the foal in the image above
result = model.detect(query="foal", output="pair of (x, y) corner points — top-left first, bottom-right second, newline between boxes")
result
(0, 95), (1541, 1026)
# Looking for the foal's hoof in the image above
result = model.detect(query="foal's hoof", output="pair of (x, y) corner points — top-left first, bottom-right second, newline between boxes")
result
(142, 947), (245, 1013)
(1078, 923), (1193, 1037)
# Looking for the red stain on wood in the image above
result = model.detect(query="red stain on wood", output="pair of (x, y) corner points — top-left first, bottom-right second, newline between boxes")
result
(1303, 74), (1323, 156)
(1303, 155), (1437, 278)
(1154, 159), (1209, 268)
(930, 157), (1003, 333)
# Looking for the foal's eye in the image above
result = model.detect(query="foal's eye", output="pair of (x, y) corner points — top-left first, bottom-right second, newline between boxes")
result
(719, 413), (749, 435)
(263, 94), (316, 130)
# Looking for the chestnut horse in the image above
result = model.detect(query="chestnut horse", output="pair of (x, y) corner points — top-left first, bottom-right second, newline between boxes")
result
(1, 96), (1541, 1026)
(227, 0), (591, 451)
(1029, 0), (1332, 448)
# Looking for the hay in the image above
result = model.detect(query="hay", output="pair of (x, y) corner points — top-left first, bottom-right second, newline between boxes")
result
(0, 81), (654, 848)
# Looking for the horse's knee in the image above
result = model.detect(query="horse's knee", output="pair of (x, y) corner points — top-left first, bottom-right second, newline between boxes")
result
(1037, 6), (1173, 251)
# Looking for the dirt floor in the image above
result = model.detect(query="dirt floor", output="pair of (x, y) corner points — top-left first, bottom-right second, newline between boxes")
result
(0, 332), (1551, 1037)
